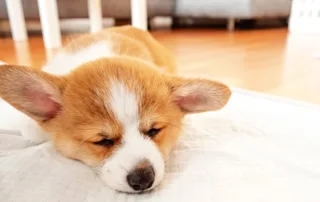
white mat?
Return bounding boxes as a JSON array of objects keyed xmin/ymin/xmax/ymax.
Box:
[{"xmin": 1, "ymin": 89, "xmax": 320, "ymax": 202}]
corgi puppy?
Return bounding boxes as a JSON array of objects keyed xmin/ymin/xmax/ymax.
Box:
[{"xmin": 0, "ymin": 26, "xmax": 231, "ymax": 193}]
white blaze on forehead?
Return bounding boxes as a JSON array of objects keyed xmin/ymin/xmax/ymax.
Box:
[{"xmin": 109, "ymin": 79, "xmax": 139, "ymax": 126}]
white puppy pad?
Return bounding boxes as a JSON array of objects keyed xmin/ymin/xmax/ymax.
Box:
[{"xmin": 1, "ymin": 89, "xmax": 320, "ymax": 202}]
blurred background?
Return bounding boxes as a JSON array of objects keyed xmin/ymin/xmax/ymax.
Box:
[
  {"xmin": 0, "ymin": 0, "xmax": 319, "ymax": 104},
  {"xmin": 0, "ymin": 0, "xmax": 291, "ymax": 32}
]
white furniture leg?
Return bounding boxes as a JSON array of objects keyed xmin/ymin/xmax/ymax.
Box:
[
  {"xmin": 14, "ymin": 41, "xmax": 32, "ymax": 66},
  {"xmin": 131, "ymin": 0, "xmax": 148, "ymax": 30},
  {"xmin": 228, "ymin": 18, "xmax": 235, "ymax": 31},
  {"xmin": 88, "ymin": 0, "xmax": 103, "ymax": 33},
  {"xmin": 37, "ymin": 0, "xmax": 61, "ymax": 48},
  {"xmin": 5, "ymin": 0, "xmax": 28, "ymax": 41}
]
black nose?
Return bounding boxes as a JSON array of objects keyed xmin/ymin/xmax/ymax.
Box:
[{"xmin": 127, "ymin": 165, "xmax": 155, "ymax": 191}]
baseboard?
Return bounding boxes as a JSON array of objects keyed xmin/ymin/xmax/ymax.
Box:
[{"xmin": 0, "ymin": 18, "xmax": 115, "ymax": 35}]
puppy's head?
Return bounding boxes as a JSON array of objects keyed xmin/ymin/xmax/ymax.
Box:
[{"xmin": 0, "ymin": 58, "xmax": 231, "ymax": 193}]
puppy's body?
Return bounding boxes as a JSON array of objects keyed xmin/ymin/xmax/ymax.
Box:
[
  {"xmin": 44, "ymin": 26, "xmax": 177, "ymax": 75},
  {"xmin": 0, "ymin": 26, "xmax": 231, "ymax": 193}
]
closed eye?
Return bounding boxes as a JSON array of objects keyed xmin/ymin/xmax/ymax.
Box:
[
  {"xmin": 146, "ymin": 128, "xmax": 162, "ymax": 138},
  {"xmin": 93, "ymin": 138, "xmax": 114, "ymax": 147}
]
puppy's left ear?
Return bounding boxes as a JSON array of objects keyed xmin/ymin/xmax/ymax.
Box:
[
  {"xmin": 0, "ymin": 65, "xmax": 66, "ymax": 122},
  {"xmin": 168, "ymin": 77, "xmax": 231, "ymax": 113}
]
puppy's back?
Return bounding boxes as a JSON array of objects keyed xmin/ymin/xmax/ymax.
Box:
[{"xmin": 44, "ymin": 26, "xmax": 177, "ymax": 75}]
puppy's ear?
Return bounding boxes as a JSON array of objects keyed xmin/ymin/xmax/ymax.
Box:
[
  {"xmin": 168, "ymin": 77, "xmax": 231, "ymax": 113},
  {"xmin": 0, "ymin": 65, "xmax": 66, "ymax": 122}
]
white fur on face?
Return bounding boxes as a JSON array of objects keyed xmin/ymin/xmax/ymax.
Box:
[{"xmin": 100, "ymin": 80, "xmax": 165, "ymax": 193}]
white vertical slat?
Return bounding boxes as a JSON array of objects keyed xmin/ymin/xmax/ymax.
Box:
[
  {"xmin": 5, "ymin": 0, "xmax": 28, "ymax": 41},
  {"xmin": 88, "ymin": 0, "xmax": 103, "ymax": 33},
  {"xmin": 131, "ymin": 0, "xmax": 148, "ymax": 30},
  {"xmin": 14, "ymin": 41, "xmax": 32, "ymax": 66},
  {"xmin": 37, "ymin": 0, "xmax": 62, "ymax": 48}
]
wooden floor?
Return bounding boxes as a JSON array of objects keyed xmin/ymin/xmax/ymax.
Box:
[{"xmin": 1, "ymin": 28, "xmax": 320, "ymax": 104}]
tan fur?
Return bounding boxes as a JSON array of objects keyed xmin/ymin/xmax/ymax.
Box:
[
  {"xmin": 63, "ymin": 25, "xmax": 177, "ymax": 73},
  {"xmin": 0, "ymin": 25, "xmax": 231, "ymax": 177}
]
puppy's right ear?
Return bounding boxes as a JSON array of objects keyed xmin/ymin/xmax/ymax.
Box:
[
  {"xmin": 0, "ymin": 65, "xmax": 66, "ymax": 122},
  {"xmin": 167, "ymin": 77, "xmax": 231, "ymax": 113}
]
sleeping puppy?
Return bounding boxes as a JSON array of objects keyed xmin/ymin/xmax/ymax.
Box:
[{"xmin": 0, "ymin": 25, "xmax": 231, "ymax": 193}]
